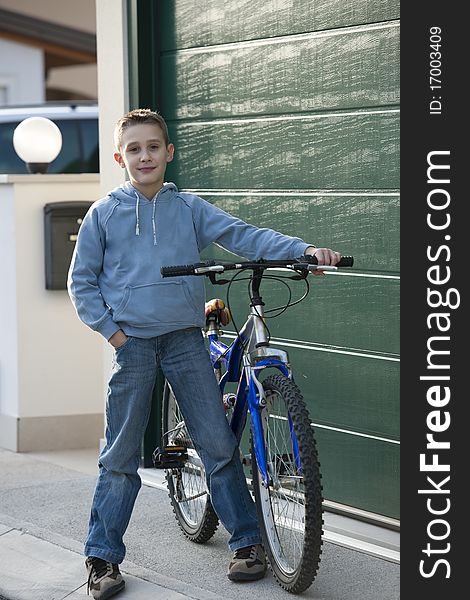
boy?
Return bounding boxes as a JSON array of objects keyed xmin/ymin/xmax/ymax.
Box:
[{"xmin": 68, "ymin": 108, "xmax": 340, "ymax": 599}]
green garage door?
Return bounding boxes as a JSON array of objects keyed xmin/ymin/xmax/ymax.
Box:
[{"xmin": 134, "ymin": 0, "xmax": 400, "ymax": 520}]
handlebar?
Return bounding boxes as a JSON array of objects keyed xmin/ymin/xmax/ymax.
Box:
[{"xmin": 161, "ymin": 255, "xmax": 354, "ymax": 278}]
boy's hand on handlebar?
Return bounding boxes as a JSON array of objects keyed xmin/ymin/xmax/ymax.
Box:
[{"xmin": 305, "ymin": 247, "xmax": 342, "ymax": 275}]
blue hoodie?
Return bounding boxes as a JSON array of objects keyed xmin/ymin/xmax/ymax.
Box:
[{"xmin": 67, "ymin": 182, "xmax": 310, "ymax": 340}]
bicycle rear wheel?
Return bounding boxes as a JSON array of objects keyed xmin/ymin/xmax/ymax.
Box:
[
  {"xmin": 251, "ymin": 374, "xmax": 323, "ymax": 593},
  {"xmin": 162, "ymin": 380, "xmax": 219, "ymax": 543}
]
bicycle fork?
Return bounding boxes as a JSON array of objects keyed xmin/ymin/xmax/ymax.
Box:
[{"xmin": 246, "ymin": 355, "xmax": 294, "ymax": 489}]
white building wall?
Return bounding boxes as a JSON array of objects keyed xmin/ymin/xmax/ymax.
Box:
[
  {"xmin": 0, "ymin": 0, "xmax": 129, "ymax": 452},
  {"xmin": 0, "ymin": 184, "xmax": 19, "ymax": 419},
  {"xmin": 0, "ymin": 38, "xmax": 44, "ymax": 105},
  {"xmin": 0, "ymin": 174, "xmax": 104, "ymax": 451}
]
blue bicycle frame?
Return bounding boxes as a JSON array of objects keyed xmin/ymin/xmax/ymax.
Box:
[{"xmin": 205, "ymin": 302, "xmax": 295, "ymax": 487}]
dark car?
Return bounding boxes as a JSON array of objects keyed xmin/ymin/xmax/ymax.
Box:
[{"xmin": 0, "ymin": 102, "xmax": 99, "ymax": 174}]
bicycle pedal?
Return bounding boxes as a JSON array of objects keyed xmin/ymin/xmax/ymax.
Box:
[{"xmin": 152, "ymin": 445, "xmax": 188, "ymax": 469}]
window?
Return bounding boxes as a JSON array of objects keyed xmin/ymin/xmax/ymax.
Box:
[
  {"xmin": 0, "ymin": 121, "xmax": 25, "ymax": 173},
  {"xmin": 0, "ymin": 116, "xmax": 99, "ymax": 174},
  {"xmin": 80, "ymin": 119, "xmax": 99, "ymax": 172}
]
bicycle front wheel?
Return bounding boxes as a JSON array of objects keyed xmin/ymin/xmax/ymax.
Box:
[
  {"xmin": 162, "ymin": 380, "xmax": 219, "ymax": 543},
  {"xmin": 251, "ymin": 374, "xmax": 323, "ymax": 593}
]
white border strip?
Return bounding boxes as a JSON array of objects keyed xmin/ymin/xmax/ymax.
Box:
[
  {"xmin": 324, "ymin": 500, "xmax": 400, "ymax": 529},
  {"xmin": 139, "ymin": 468, "xmax": 167, "ymax": 492},
  {"xmin": 323, "ymin": 529, "xmax": 400, "ymax": 564}
]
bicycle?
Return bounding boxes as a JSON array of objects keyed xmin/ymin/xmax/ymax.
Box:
[{"xmin": 153, "ymin": 254, "xmax": 353, "ymax": 593}]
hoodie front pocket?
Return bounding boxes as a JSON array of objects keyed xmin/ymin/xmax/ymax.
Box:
[{"xmin": 112, "ymin": 281, "xmax": 200, "ymax": 327}]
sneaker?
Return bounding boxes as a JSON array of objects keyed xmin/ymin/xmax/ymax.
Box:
[
  {"xmin": 227, "ymin": 544, "xmax": 267, "ymax": 581},
  {"xmin": 85, "ymin": 556, "xmax": 125, "ymax": 599}
]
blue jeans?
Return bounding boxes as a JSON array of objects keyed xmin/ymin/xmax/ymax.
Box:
[{"xmin": 85, "ymin": 327, "xmax": 261, "ymax": 563}]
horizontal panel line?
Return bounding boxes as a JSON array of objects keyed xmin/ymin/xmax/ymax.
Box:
[
  {"xmin": 311, "ymin": 422, "xmax": 399, "ymax": 445},
  {"xmin": 171, "ymin": 108, "xmax": 400, "ymax": 127},
  {"xmin": 266, "ymin": 268, "xmax": 399, "ymax": 280},
  {"xmin": 220, "ymin": 333, "xmax": 399, "ymax": 362},
  {"xmin": 276, "ymin": 341, "xmax": 399, "ymax": 361},
  {"xmin": 162, "ymin": 20, "xmax": 400, "ymax": 56},
  {"xmin": 326, "ymin": 271, "xmax": 400, "ymax": 280},
  {"xmin": 270, "ymin": 414, "xmax": 399, "ymax": 444},
  {"xmin": 271, "ymin": 335, "xmax": 399, "ymax": 360},
  {"xmin": 169, "ymin": 104, "xmax": 400, "ymax": 125},
  {"xmin": 184, "ymin": 189, "xmax": 400, "ymax": 197},
  {"xmin": 215, "ymin": 267, "xmax": 400, "ymax": 280}
]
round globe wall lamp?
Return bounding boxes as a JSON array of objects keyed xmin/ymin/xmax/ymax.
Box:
[{"xmin": 13, "ymin": 116, "xmax": 63, "ymax": 174}]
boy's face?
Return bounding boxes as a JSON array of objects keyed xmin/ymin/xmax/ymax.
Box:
[{"xmin": 114, "ymin": 123, "xmax": 174, "ymax": 198}]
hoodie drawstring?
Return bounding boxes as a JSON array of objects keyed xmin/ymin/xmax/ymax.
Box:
[
  {"xmin": 152, "ymin": 198, "xmax": 157, "ymax": 245},
  {"xmin": 134, "ymin": 192, "xmax": 140, "ymax": 236},
  {"xmin": 134, "ymin": 190, "xmax": 157, "ymax": 245}
]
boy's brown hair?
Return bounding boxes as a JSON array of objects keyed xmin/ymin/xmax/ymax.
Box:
[{"xmin": 114, "ymin": 108, "xmax": 170, "ymax": 150}]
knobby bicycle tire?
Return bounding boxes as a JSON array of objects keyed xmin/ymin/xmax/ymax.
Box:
[
  {"xmin": 162, "ymin": 381, "xmax": 219, "ymax": 543},
  {"xmin": 251, "ymin": 374, "xmax": 323, "ymax": 593}
]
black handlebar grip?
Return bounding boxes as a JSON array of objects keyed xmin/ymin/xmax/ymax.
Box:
[
  {"xmin": 161, "ymin": 265, "xmax": 195, "ymax": 277},
  {"xmin": 303, "ymin": 255, "xmax": 354, "ymax": 267},
  {"xmin": 337, "ymin": 256, "xmax": 354, "ymax": 267}
]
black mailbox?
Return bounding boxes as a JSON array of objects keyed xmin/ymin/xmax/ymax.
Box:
[{"xmin": 44, "ymin": 201, "xmax": 92, "ymax": 290}]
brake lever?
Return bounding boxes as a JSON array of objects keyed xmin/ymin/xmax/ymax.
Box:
[
  {"xmin": 290, "ymin": 270, "xmax": 309, "ymax": 280},
  {"xmin": 208, "ymin": 272, "xmax": 230, "ymax": 285},
  {"xmin": 289, "ymin": 262, "xmax": 338, "ymax": 278}
]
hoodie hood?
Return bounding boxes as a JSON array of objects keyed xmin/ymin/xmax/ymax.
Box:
[
  {"xmin": 109, "ymin": 181, "xmax": 178, "ymax": 204},
  {"xmin": 107, "ymin": 181, "xmax": 178, "ymax": 245}
]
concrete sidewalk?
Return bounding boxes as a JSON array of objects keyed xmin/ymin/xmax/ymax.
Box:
[
  {"xmin": 0, "ymin": 448, "xmax": 400, "ymax": 600},
  {"xmin": 0, "ymin": 518, "xmax": 218, "ymax": 599}
]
